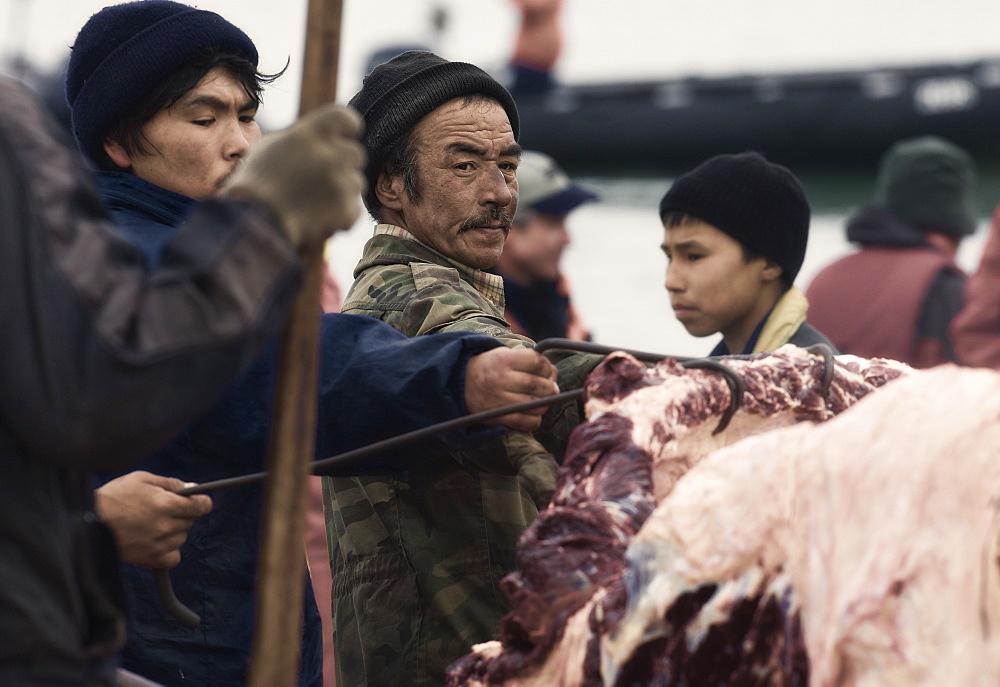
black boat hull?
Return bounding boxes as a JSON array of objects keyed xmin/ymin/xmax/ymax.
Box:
[{"xmin": 513, "ymin": 58, "xmax": 1000, "ymax": 173}]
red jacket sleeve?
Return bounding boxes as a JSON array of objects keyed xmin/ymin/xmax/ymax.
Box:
[{"xmin": 951, "ymin": 205, "xmax": 1000, "ymax": 368}]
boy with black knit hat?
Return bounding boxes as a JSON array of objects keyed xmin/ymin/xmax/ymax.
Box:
[
  {"xmin": 63, "ymin": 7, "xmax": 561, "ymax": 687},
  {"xmin": 659, "ymin": 151, "xmax": 835, "ymax": 355}
]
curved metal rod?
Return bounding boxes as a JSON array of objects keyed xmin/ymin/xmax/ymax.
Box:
[
  {"xmin": 532, "ymin": 337, "xmax": 678, "ymax": 363},
  {"xmin": 159, "ymin": 338, "xmax": 831, "ymax": 625},
  {"xmin": 154, "ymin": 567, "xmax": 200, "ymax": 628},
  {"xmin": 154, "ymin": 388, "xmax": 584, "ymax": 627},
  {"xmin": 175, "ymin": 389, "xmax": 584, "ymax": 498},
  {"xmin": 536, "ymin": 338, "xmax": 748, "ymax": 437},
  {"xmin": 156, "ymin": 389, "xmax": 582, "ymax": 625},
  {"xmin": 804, "ymin": 343, "xmax": 837, "ymax": 396},
  {"xmin": 680, "ymin": 358, "xmax": 745, "ymax": 434}
]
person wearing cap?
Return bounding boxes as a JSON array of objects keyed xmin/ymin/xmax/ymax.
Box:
[
  {"xmin": 806, "ymin": 136, "xmax": 977, "ymax": 367},
  {"xmin": 64, "ymin": 5, "xmax": 560, "ymax": 686},
  {"xmin": 507, "ymin": 0, "xmax": 564, "ymax": 95},
  {"xmin": 659, "ymin": 151, "xmax": 836, "ymax": 355},
  {"xmin": 494, "ymin": 149, "xmax": 597, "ymax": 341},
  {"xmin": 333, "ymin": 50, "xmax": 595, "ymax": 686}
]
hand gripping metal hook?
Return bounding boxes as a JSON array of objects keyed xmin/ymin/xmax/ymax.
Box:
[{"xmin": 151, "ymin": 338, "xmax": 764, "ymax": 626}]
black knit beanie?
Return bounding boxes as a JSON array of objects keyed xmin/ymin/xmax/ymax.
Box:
[
  {"xmin": 876, "ymin": 136, "xmax": 978, "ymax": 237},
  {"xmin": 349, "ymin": 50, "xmax": 520, "ymax": 211},
  {"xmin": 658, "ymin": 152, "xmax": 811, "ymax": 284},
  {"xmin": 65, "ymin": 0, "xmax": 258, "ymax": 164}
]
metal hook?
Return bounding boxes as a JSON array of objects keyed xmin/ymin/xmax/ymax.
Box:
[
  {"xmin": 534, "ymin": 338, "xmax": 746, "ymax": 435},
  {"xmin": 532, "ymin": 337, "xmax": 671, "ymax": 363},
  {"xmin": 680, "ymin": 358, "xmax": 745, "ymax": 434},
  {"xmin": 154, "ymin": 568, "xmax": 200, "ymax": 628},
  {"xmin": 805, "ymin": 343, "xmax": 836, "ymax": 396}
]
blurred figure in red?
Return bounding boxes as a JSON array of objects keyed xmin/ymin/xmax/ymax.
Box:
[
  {"xmin": 950, "ymin": 208, "xmax": 1000, "ymax": 368},
  {"xmin": 806, "ymin": 136, "xmax": 978, "ymax": 367},
  {"xmin": 508, "ymin": 0, "xmax": 564, "ymax": 94}
]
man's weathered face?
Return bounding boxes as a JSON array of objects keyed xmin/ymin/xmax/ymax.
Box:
[
  {"xmin": 103, "ymin": 67, "xmax": 261, "ymax": 200},
  {"xmin": 504, "ymin": 213, "xmax": 571, "ymax": 283},
  {"xmin": 383, "ymin": 97, "xmax": 519, "ymax": 270}
]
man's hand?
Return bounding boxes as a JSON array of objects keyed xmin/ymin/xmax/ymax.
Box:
[
  {"xmin": 223, "ymin": 103, "xmax": 366, "ymax": 248},
  {"xmin": 95, "ymin": 471, "xmax": 212, "ymax": 569},
  {"xmin": 464, "ymin": 347, "xmax": 560, "ymax": 432}
]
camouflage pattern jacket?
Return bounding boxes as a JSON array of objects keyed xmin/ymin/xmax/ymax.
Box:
[{"xmin": 327, "ymin": 225, "xmax": 560, "ymax": 686}]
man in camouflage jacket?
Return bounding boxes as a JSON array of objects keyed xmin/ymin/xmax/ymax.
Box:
[{"xmin": 325, "ymin": 51, "xmax": 595, "ymax": 685}]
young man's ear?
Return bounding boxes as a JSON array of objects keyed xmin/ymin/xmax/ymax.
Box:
[
  {"xmin": 103, "ymin": 138, "xmax": 132, "ymax": 169},
  {"xmin": 374, "ymin": 171, "xmax": 405, "ymax": 212},
  {"xmin": 760, "ymin": 257, "xmax": 783, "ymax": 283}
]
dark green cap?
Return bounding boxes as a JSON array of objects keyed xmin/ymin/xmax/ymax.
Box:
[{"xmin": 876, "ymin": 136, "xmax": 978, "ymax": 236}]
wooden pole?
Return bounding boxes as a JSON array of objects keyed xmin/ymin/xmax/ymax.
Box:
[{"xmin": 247, "ymin": 1, "xmax": 344, "ymax": 685}]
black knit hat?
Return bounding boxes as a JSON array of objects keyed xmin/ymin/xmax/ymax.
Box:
[
  {"xmin": 65, "ymin": 0, "xmax": 258, "ymax": 164},
  {"xmin": 349, "ymin": 50, "xmax": 520, "ymax": 211},
  {"xmin": 876, "ymin": 136, "xmax": 978, "ymax": 237},
  {"xmin": 658, "ymin": 152, "xmax": 811, "ymax": 284}
]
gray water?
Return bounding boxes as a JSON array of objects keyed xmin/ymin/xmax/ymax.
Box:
[{"xmin": 327, "ymin": 170, "xmax": 999, "ymax": 357}]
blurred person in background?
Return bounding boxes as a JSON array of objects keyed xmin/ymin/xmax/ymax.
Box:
[
  {"xmin": 494, "ymin": 149, "xmax": 597, "ymax": 341},
  {"xmin": 806, "ymin": 136, "xmax": 977, "ymax": 368},
  {"xmin": 949, "ymin": 205, "xmax": 1000, "ymax": 368},
  {"xmin": 506, "ymin": 0, "xmax": 563, "ymax": 95}
]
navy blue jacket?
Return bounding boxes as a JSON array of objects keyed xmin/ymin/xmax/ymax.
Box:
[{"xmin": 96, "ymin": 172, "xmax": 502, "ymax": 686}]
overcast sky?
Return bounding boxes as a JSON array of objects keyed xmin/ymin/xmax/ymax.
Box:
[{"xmin": 3, "ymin": 0, "xmax": 1000, "ymax": 129}]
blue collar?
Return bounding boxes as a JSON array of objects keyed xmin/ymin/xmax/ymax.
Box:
[
  {"xmin": 709, "ymin": 311, "xmax": 771, "ymax": 356},
  {"xmin": 97, "ymin": 171, "xmax": 196, "ymax": 225},
  {"xmin": 96, "ymin": 171, "xmax": 197, "ymax": 268}
]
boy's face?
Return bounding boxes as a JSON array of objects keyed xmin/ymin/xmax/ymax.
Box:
[
  {"xmin": 104, "ymin": 67, "xmax": 261, "ymax": 200},
  {"xmin": 661, "ymin": 219, "xmax": 780, "ymax": 346}
]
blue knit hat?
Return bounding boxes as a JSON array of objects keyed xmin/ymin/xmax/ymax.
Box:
[{"xmin": 65, "ymin": 0, "xmax": 258, "ymax": 164}]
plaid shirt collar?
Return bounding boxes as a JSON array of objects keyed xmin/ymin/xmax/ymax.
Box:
[{"xmin": 374, "ymin": 224, "xmax": 507, "ymax": 307}]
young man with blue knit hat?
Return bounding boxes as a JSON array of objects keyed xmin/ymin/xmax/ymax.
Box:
[
  {"xmin": 0, "ymin": 70, "xmax": 362, "ymax": 687},
  {"xmin": 64, "ymin": 5, "xmax": 561, "ymax": 686},
  {"xmin": 659, "ymin": 151, "xmax": 836, "ymax": 355},
  {"xmin": 65, "ymin": 0, "xmax": 274, "ymax": 264}
]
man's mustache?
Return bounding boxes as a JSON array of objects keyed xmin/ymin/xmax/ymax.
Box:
[{"xmin": 460, "ymin": 206, "xmax": 512, "ymax": 233}]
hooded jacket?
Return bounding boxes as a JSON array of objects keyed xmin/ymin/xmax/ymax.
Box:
[{"xmin": 806, "ymin": 205, "xmax": 965, "ymax": 367}]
